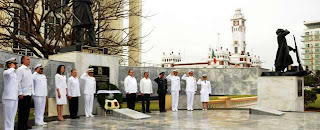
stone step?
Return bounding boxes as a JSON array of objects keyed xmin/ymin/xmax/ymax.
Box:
[
  {"xmin": 113, "ymin": 108, "xmax": 151, "ymax": 120},
  {"xmin": 249, "ymin": 106, "xmax": 285, "ymax": 116}
]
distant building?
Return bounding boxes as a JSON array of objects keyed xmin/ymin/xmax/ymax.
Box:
[
  {"xmin": 161, "ymin": 8, "xmax": 262, "ymax": 68},
  {"xmin": 301, "ymin": 20, "xmax": 320, "ymax": 71}
]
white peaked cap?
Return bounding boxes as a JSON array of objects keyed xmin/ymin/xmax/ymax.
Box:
[
  {"xmin": 5, "ymin": 57, "xmax": 16, "ymax": 63},
  {"xmin": 87, "ymin": 68, "xmax": 94, "ymax": 72},
  {"xmin": 34, "ymin": 64, "xmax": 43, "ymax": 69}
]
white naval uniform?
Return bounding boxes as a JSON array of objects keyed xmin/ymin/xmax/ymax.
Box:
[
  {"xmin": 166, "ymin": 74, "xmax": 181, "ymax": 111},
  {"xmin": 197, "ymin": 79, "xmax": 211, "ymax": 102},
  {"xmin": 33, "ymin": 72, "xmax": 48, "ymax": 125},
  {"xmin": 80, "ymin": 73, "xmax": 96, "ymax": 117},
  {"xmin": 55, "ymin": 74, "xmax": 68, "ymax": 105},
  {"xmin": 182, "ymin": 74, "xmax": 197, "ymax": 110},
  {"xmin": 2, "ymin": 68, "xmax": 19, "ymax": 130}
]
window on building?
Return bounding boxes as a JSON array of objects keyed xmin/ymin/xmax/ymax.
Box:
[
  {"xmin": 316, "ymin": 66, "xmax": 320, "ymax": 70},
  {"xmin": 305, "ymin": 61, "xmax": 311, "ymax": 65},
  {"xmin": 315, "ymin": 36, "xmax": 319, "ymax": 40},
  {"xmin": 316, "ymin": 55, "xmax": 320, "ymax": 59},
  {"xmin": 316, "ymin": 43, "xmax": 320, "ymax": 47},
  {"xmin": 305, "ymin": 44, "xmax": 309, "ymax": 48},
  {"xmin": 305, "ymin": 55, "xmax": 310, "ymax": 59},
  {"xmin": 219, "ymin": 61, "xmax": 224, "ymax": 65},
  {"xmin": 304, "ymin": 37, "xmax": 309, "ymax": 41},
  {"xmin": 316, "ymin": 61, "xmax": 320, "ymax": 64},
  {"xmin": 316, "ymin": 49, "xmax": 320, "ymax": 52},
  {"xmin": 235, "ymin": 47, "xmax": 238, "ymax": 54},
  {"xmin": 316, "ymin": 31, "xmax": 319, "ymax": 35},
  {"xmin": 240, "ymin": 58, "xmax": 243, "ymax": 61},
  {"xmin": 305, "ymin": 32, "xmax": 310, "ymax": 35}
]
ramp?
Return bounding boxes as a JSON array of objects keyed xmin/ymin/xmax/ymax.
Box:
[
  {"xmin": 249, "ymin": 106, "xmax": 285, "ymax": 116},
  {"xmin": 113, "ymin": 108, "xmax": 151, "ymax": 120}
]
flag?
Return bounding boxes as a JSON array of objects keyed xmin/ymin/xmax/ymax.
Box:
[
  {"xmin": 212, "ymin": 49, "xmax": 217, "ymax": 64},
  {"xmin": 212, "ymin": 49, "xmax": 215, "ymax": 57}
]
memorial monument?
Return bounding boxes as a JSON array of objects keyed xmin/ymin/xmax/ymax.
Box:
[
  {"xmin": 59, "ymin": 0, "xmax": 108, "ymax": 54},
  {"xmin": 257, "ymin": 29, "xmax": 310, "ymax": 112}
]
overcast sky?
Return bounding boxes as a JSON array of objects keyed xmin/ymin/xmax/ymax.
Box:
[{"xmin": 140, "ymin": 0, "xmax": 320, "ymax": 69}]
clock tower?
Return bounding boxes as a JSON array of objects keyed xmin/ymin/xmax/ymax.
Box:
[{"xmin": 231, "ymin": 8, "xmax": 246, "ymax": 55}]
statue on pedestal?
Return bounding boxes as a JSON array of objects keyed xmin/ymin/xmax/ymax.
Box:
[
  {"xmin": 65, "ymin": 0, "xmax": 99, "ymax": 47},
  {"xmin": 262, "ymin": 29, "xmax": 310, "ymax": 76},
  {"xmin": 275, "ymin": 29, "xmax": 296, "ymax": 72}
]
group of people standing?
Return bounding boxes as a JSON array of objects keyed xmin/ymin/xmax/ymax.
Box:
[
  {"xmin": 2, "ymin": 56, "xmax": 97, "ymax": 130},
  {"xmin": 124, "ymin": 69, "xmax": 212, "ymax": 113}
]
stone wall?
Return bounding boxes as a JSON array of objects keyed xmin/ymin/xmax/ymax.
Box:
[
  {"xmin": 0, "ymin": 50, "xmax": 75, "ymax": 103},
  {"xmin": 118, "ymin": 66, "xmax": 266, "ymax": 96}
]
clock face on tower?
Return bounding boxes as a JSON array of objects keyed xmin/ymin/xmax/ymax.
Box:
[{"xmin": 233, "ymin": 21, "xmax": 239, "ymax": 26}]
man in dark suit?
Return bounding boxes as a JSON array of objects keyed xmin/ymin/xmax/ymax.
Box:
[{"xmin": 154, "ymin": 72, "xmax": 168, "ymax": 112}]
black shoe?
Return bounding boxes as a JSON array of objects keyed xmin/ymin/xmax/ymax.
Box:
[
  {"xmin": 71, "ymin": 116, "xmax": 77, "ymax": 119},
  {"xmin": 76, "ymin": 116, "xmax": 80, "ymax": 119},
  {"xmin": 28, "ymin": 126, "xmax": 32, "ymax": 129},
  {"xmin": 146, "ymin": 111, "xmax": 151, "ymax": 113}
]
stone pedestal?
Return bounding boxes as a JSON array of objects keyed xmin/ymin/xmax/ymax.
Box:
[
  {"xmin": 49, "ymin": 52, "xmax": 119, "ymax": 116},
  {"xmin": 258, "ymin": 76, "xmax": 304, "ymax": 112}
]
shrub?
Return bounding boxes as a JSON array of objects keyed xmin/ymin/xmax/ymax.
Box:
[
  {"xmin": 311, "ymin": 88, "xmax": 320, "ymax": 94},
  {"xmin": 304, "ymin": 89, "xmax": 317, "ymax": 108}
]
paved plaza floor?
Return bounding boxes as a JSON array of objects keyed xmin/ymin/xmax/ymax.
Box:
[{"xmin": 31, "ymin": 110, "xmax": 320, "ymax": 130}]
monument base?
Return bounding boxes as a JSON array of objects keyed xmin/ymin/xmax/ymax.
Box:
[
  {"xmin": 258, "ymin": 76, "xmax": 304, "ymax": 112},
  {"xmin": 49, "ymin": 51, "xmax": 119, "ymax": 116},
  {"xmin": 59, "ymin": 45, "xmax": 108, "ymax": 55}
]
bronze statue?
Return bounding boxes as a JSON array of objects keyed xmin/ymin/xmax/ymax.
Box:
[
  {"xmin": 65, "ymin": 0, "xmax": 99, "ymax": 47},
  {"xmin": 275, "ymin": 29, "xmax": 296, "ymax": 72}
]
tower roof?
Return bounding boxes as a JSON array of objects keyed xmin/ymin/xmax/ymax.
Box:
[{"xmin": 231, "ymin": 8, "xmax": 246, "ymax": 21}]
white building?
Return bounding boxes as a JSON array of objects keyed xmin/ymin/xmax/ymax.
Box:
[
  {"xmin": 161, "ymin": 8, "xmax": 262, "ymax": 68},
  {"xmin": 301, "ymin": 20, "xmax": 320, "ymax": 71}
]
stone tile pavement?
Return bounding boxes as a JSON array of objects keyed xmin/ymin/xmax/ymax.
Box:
[{"xmin": 31, "ymin": 110, "xmax": 320, "ymax": 130}]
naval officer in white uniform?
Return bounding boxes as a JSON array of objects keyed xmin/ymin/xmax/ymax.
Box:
[
  {"xmin": 33, "ymin": 64, "xmax": 48, "ymax": 126},
  {"xmin": 182, "ymin": 70, "xmax": 197, "ymax": 111},
  {"xmin": 2, "ymin": 58, "xmax": 19, "ymax": 130},
  {"xmin": 81, "ymin": 68, "xmax": 96, "ymax": 118},
  {"xmin": 166, "ymin": 69, "xmax": 181, "ymax": 111},
  {"xmin": 197, "ymin": 74, "xmax": 211, "ymax": 110}
]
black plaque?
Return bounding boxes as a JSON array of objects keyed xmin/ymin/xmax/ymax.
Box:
[
  {"xmin": 297, "ymin": 80, "xmax": 302, "ymax": 97},
  {"xmin": 89, "ymin": 66, "xmax": 110, "ymax": 92}
]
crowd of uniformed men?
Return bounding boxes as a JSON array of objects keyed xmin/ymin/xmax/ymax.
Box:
[{"xmin": 2, "ymin": 56, "xmax": 212, "ymax": 130}]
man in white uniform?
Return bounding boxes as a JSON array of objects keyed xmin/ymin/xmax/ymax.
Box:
[
  {"xmin": 139, "ymin": 72, "xmax": 153, "ymax": 113},
  {"xmin": 81, "ymin": 68, "xmax": 96, "ymax": 118},
  {"xmin": 68, "ymin": 69, "xmax": 81, "ymax": 119},
  {"xmin": 124, "ymin": 69, "xmax": 138, "ymax": 110},
  {"xmin": 16, "ymin": 56, "xmax": 34, "ymax": 130},
  {"xmin": 182, "ymin": 70, "xmax": 197, "ymax": 111},
  {"xmin": 2, "ymin": 58, "xmax": 19, "ymax": 130},
  {"xmin": 33, "ymin": 64, "xmax": 48, "ymax": 126},
  {"xmin": 166, "ymin": 70, "xmax": 181, "ymax": 112}
]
